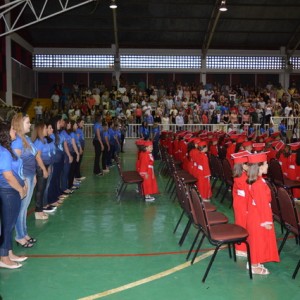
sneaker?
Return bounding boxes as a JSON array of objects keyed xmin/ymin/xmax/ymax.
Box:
[
  {"xmin": 43, "ymin": 206, "xmax": 56, "ymax": 213},
  {"xmin": 76, "ymin": 177, "xmax": 86, "ymax": 181},
  {"xmin": 71, "ymin": 186, "xmax": 79, "ymax": 190},
  {"xmin": 103, "ymin": 169, "xmax": 110, "ymax": 173},
  {"xmin": 145, "ymin": 196, "xmax": 155, "ymax": 202},
  {"xmin": 96, "ymin": 172, "xmax": 103, "ymax": 176}
]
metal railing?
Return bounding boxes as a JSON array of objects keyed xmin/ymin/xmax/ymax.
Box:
[{"xmin": 83, "ymin": 123, "xmax": 270, "ymax": 139}]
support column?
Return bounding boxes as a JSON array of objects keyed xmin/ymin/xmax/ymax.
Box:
[
  {"xmin": 200, "ymin": 57, "xmax": 207, "ymax": 85},
  {"xmin": 279, "ymin": 72, "xmax": 290, "ymax": 90},
  {"xmin": 4, "ymin": 0, "xmax": 12, "ymax": 105},
  {"xmin": 279, "ymin": 46, "xmax": 290, "ymax": 90},
  {"xmin": 5, "ymin": 31, "xmax": 12, "ymax": 105}
]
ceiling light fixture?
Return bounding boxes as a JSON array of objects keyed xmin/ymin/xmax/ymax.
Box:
[
  {"xmin": 109, "ymin": 0, "xmax": 117, "ymax": 9},
  {"xmin": 219, "ymin": 0, "xmax": 228, "ymax": 12}
]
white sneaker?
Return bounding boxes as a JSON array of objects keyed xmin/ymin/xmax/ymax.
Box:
[{"xmin": 145, "ymin": 196, "xmax": 155, "ymax": 202}]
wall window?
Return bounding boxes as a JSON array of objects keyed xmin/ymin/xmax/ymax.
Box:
[
  {"xmin": 120, "ymin": 55, "xmax": 201, "ymax": 69},
  {"xmin": 207, "ymin": 56, "xmax": 284, "ymax": 70},
  {"xmin": 33, "ymin": 54, "xmax": 114, "ymax": 68}
]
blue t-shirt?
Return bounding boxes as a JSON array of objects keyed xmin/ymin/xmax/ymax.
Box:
[
  {"xmin": 76, "ymin": 128, "xmax": 85, "ymax": 147},
  {"xmin": 0, "ymin": 146, "xmax": 24, "ymax": 188},
  {"xmin": 101, "ymin": 130, "xmax": 109, "ymax": 143},
  {"xmin": 11, "ymin": 135, "xmax": 37, "ymax": 177},
  {"xmin": 34, "ymin": 138, "xmax": 52, "ymax": 166},
  {"xmin": 73, "ymin": 131, "xmax": 81, "ymax": 149},
  {"xmin": 93, "ymin": 122, "xmax": 102, "ymax": 140},
  {"xmin": 152, "ymin": 127, "xmax": 160, "ymax": 141}
]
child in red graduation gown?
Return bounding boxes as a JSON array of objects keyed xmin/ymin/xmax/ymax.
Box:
[
  {"xmin": 246, "ymin": 152, "xmax": 280, "ymax": 275},
  {"xmin": 194, "ymin": 140, "xmax": 212, "ymax": 201},
  {"xmin": 139, "ymin": 140, "xmax": 159, "ymax": 202},
  {"xmin": 231, "ymin": 151, "xmax": 250, "ymax": 257}
]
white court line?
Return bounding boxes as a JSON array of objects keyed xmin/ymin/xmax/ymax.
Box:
[{"xmin": 78, "ymin": 250, "xmax": 214, "ymax": 300}]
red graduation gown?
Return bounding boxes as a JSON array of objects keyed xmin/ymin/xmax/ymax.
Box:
[
  {"xmin": 194, "ymin": 152, "xmax": 212, "ymax": 200},
  {"xmin": 247, "ymin": 177, "xmax": 280, "ymax": 264},
  {"xmin": 287, "ymin": 153, "xmax": 300, "ymax": 198},
  {"xmin": 139, "ymin": 151, "xmax": 159, "ymax": 196},
  {"xmin": 232, "ymin": 171, "xmax": 249, "ymax": 251}
]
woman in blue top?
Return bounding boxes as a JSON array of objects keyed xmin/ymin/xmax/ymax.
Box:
[
  {"xmin": 60, "ymin": 118, "xmax": 75, "ymax": 194},
  {"xmin": 66, "ymin": 120, "xmax": 80, "ymax": 189},
  {"xmin": 93, "ymin": 114, "xmax": 105, "ymax": 175},
  {"xmin": 139, "ymin": 121, "xmax": 149, "ymax": 139},
  {"xmin": 12, "ymin": 113, "xmax": 48, "ymax": 248},
  {"xmin": 0, "ymin": 122, "xmax": 27, "ymax": 269},
  {"xmin": 47, "ymin": 116, "xmax": 68, "ymax": 206},
  {"xmin": 75, "ymin": 118, "xmax": 86, "ymax": 180},
  {"xmin": 32, "ymin": 123, "xmax": 54, "ymax": 219}
]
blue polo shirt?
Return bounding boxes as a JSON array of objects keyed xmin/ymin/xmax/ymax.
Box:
[
  {"xmin": 76, "ymin": 128, "xmax": 85, "ymax": 148},
  {"xmin": 0, "ymin": 145, "xmax": 24, "ymax": 188},
  {"xmin": 11, "ymin": 135, "xmax": 37, "ymax": 177},
  {"xmin": 93, "ymin": 122, "xmax": 103, "ymax": 141},
  {"xmin": 34, "ymin": 138, "xmax": 52, "ymax": 166}
]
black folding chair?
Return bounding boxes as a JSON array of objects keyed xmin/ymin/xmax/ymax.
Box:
[{"xmin": 188, "ymin": 186, "xmax": 252, "ymax": 283}]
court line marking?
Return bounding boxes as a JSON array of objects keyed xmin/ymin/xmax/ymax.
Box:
[{"xmin": 78, "ymin": 250, "xmax": 215, "ymax": 300}]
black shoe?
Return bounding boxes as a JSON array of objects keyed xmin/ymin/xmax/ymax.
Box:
[{"xmin": 26, "ymin": 237, "xmax": 37, "ymax": 243}]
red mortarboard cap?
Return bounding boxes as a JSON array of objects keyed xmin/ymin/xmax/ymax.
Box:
[
  {"xmin": 184, "ymin": 133, "xmax": 193, "ymax": 140},
  {"xmin": 228, "ymin": 131, "xmax": 237, "ymax": 136},
  {"xmin": 242, "ymin": 141, "xmax": 252, "ymax": 148},
  {"xmin": 230, "ymin": 134, "xmax": 239, "ymax": 141},
  {"xmin": 198, "ymin": 140, "xmax": 207, "ymax": 147},
  {"xmin": 248, "ymin": 152, "xmax": 268, "ymax": 164},
  {"xmin": 275, "ymin": 141, "xmax": 285, "ymax": 151},
  {"xmin": 144, "ymin": 140, "xmax": 153, "ymax": 146},
  {"xmin": 231, "ymin": 150, "xmax": 251, "ymax": 164},
  {"xmin": 265, "ymin": 137, "xmax": 273, "ymax": 143},
  {"xmin": 193, "ymin": 138, "xmax": 202, "ymax": 145},
  {"xmin": 135, "ymin": 139, "xmax": 144, "ymax": 146},
  {"xmin": 237, "ymin": 136, "xmax": 247, "ymax": 143},
  {"xmin": 252, "ymin": 143, "xmax": 265, "ymax": 151},
  {"xmin": 289, "ymin": 142, "xmax": 300, "ymax": 151}
]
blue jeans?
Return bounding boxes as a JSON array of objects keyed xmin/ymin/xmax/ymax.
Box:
[
  {"xmin": 43, "ymin": 165, "xmax": 53, "ymax": 206},
  {"xmin": 15, "ymin": 175, "xmax": 35, "ymax": 240},
  {"xmin": 48, "ymin": 158, "xmax": 64, "ymax": 204},
  {"xmin": 61, "ymin": 153, "xmax": 71, "ymax": 191},
  {"xmin": 0, "ymin": 188, "xmax": 21, "ymax": 256}
]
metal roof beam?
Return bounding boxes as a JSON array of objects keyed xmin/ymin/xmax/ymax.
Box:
[
  {"xmin": 202, "ymin": 0, "xmax": 223, "ymax": 59},
  {"xmin": 0, "ymin": 0, "xmax": 96, "ymax": 38}
]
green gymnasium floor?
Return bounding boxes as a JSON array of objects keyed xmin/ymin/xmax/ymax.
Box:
[{"xmin": 1, "ymin": 142, "xmax": 300, "ymax": 300}]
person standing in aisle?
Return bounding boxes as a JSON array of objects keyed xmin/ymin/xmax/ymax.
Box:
[
  {"xmin": 75, "ymin": 118, "xmax": 86, "ymax": 180},
  {"xmin": 231, "ymin": 151, "xmax": 251, "ymax": 257},
  {"xmin": 93, "ymin": 114, "xmax": 104, "ymax": 176},
  {"xmin": 138, "ymin": 140, "xmax": 159, "ymax": 202},
  {"xmin": 246, "ymin": 152, "xmax": 280, "ymax": 275}
]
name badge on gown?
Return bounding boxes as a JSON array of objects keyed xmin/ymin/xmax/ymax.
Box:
[{"xmin": 237, "ymin": 189, "xmax": 245, "ymax": 197}]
